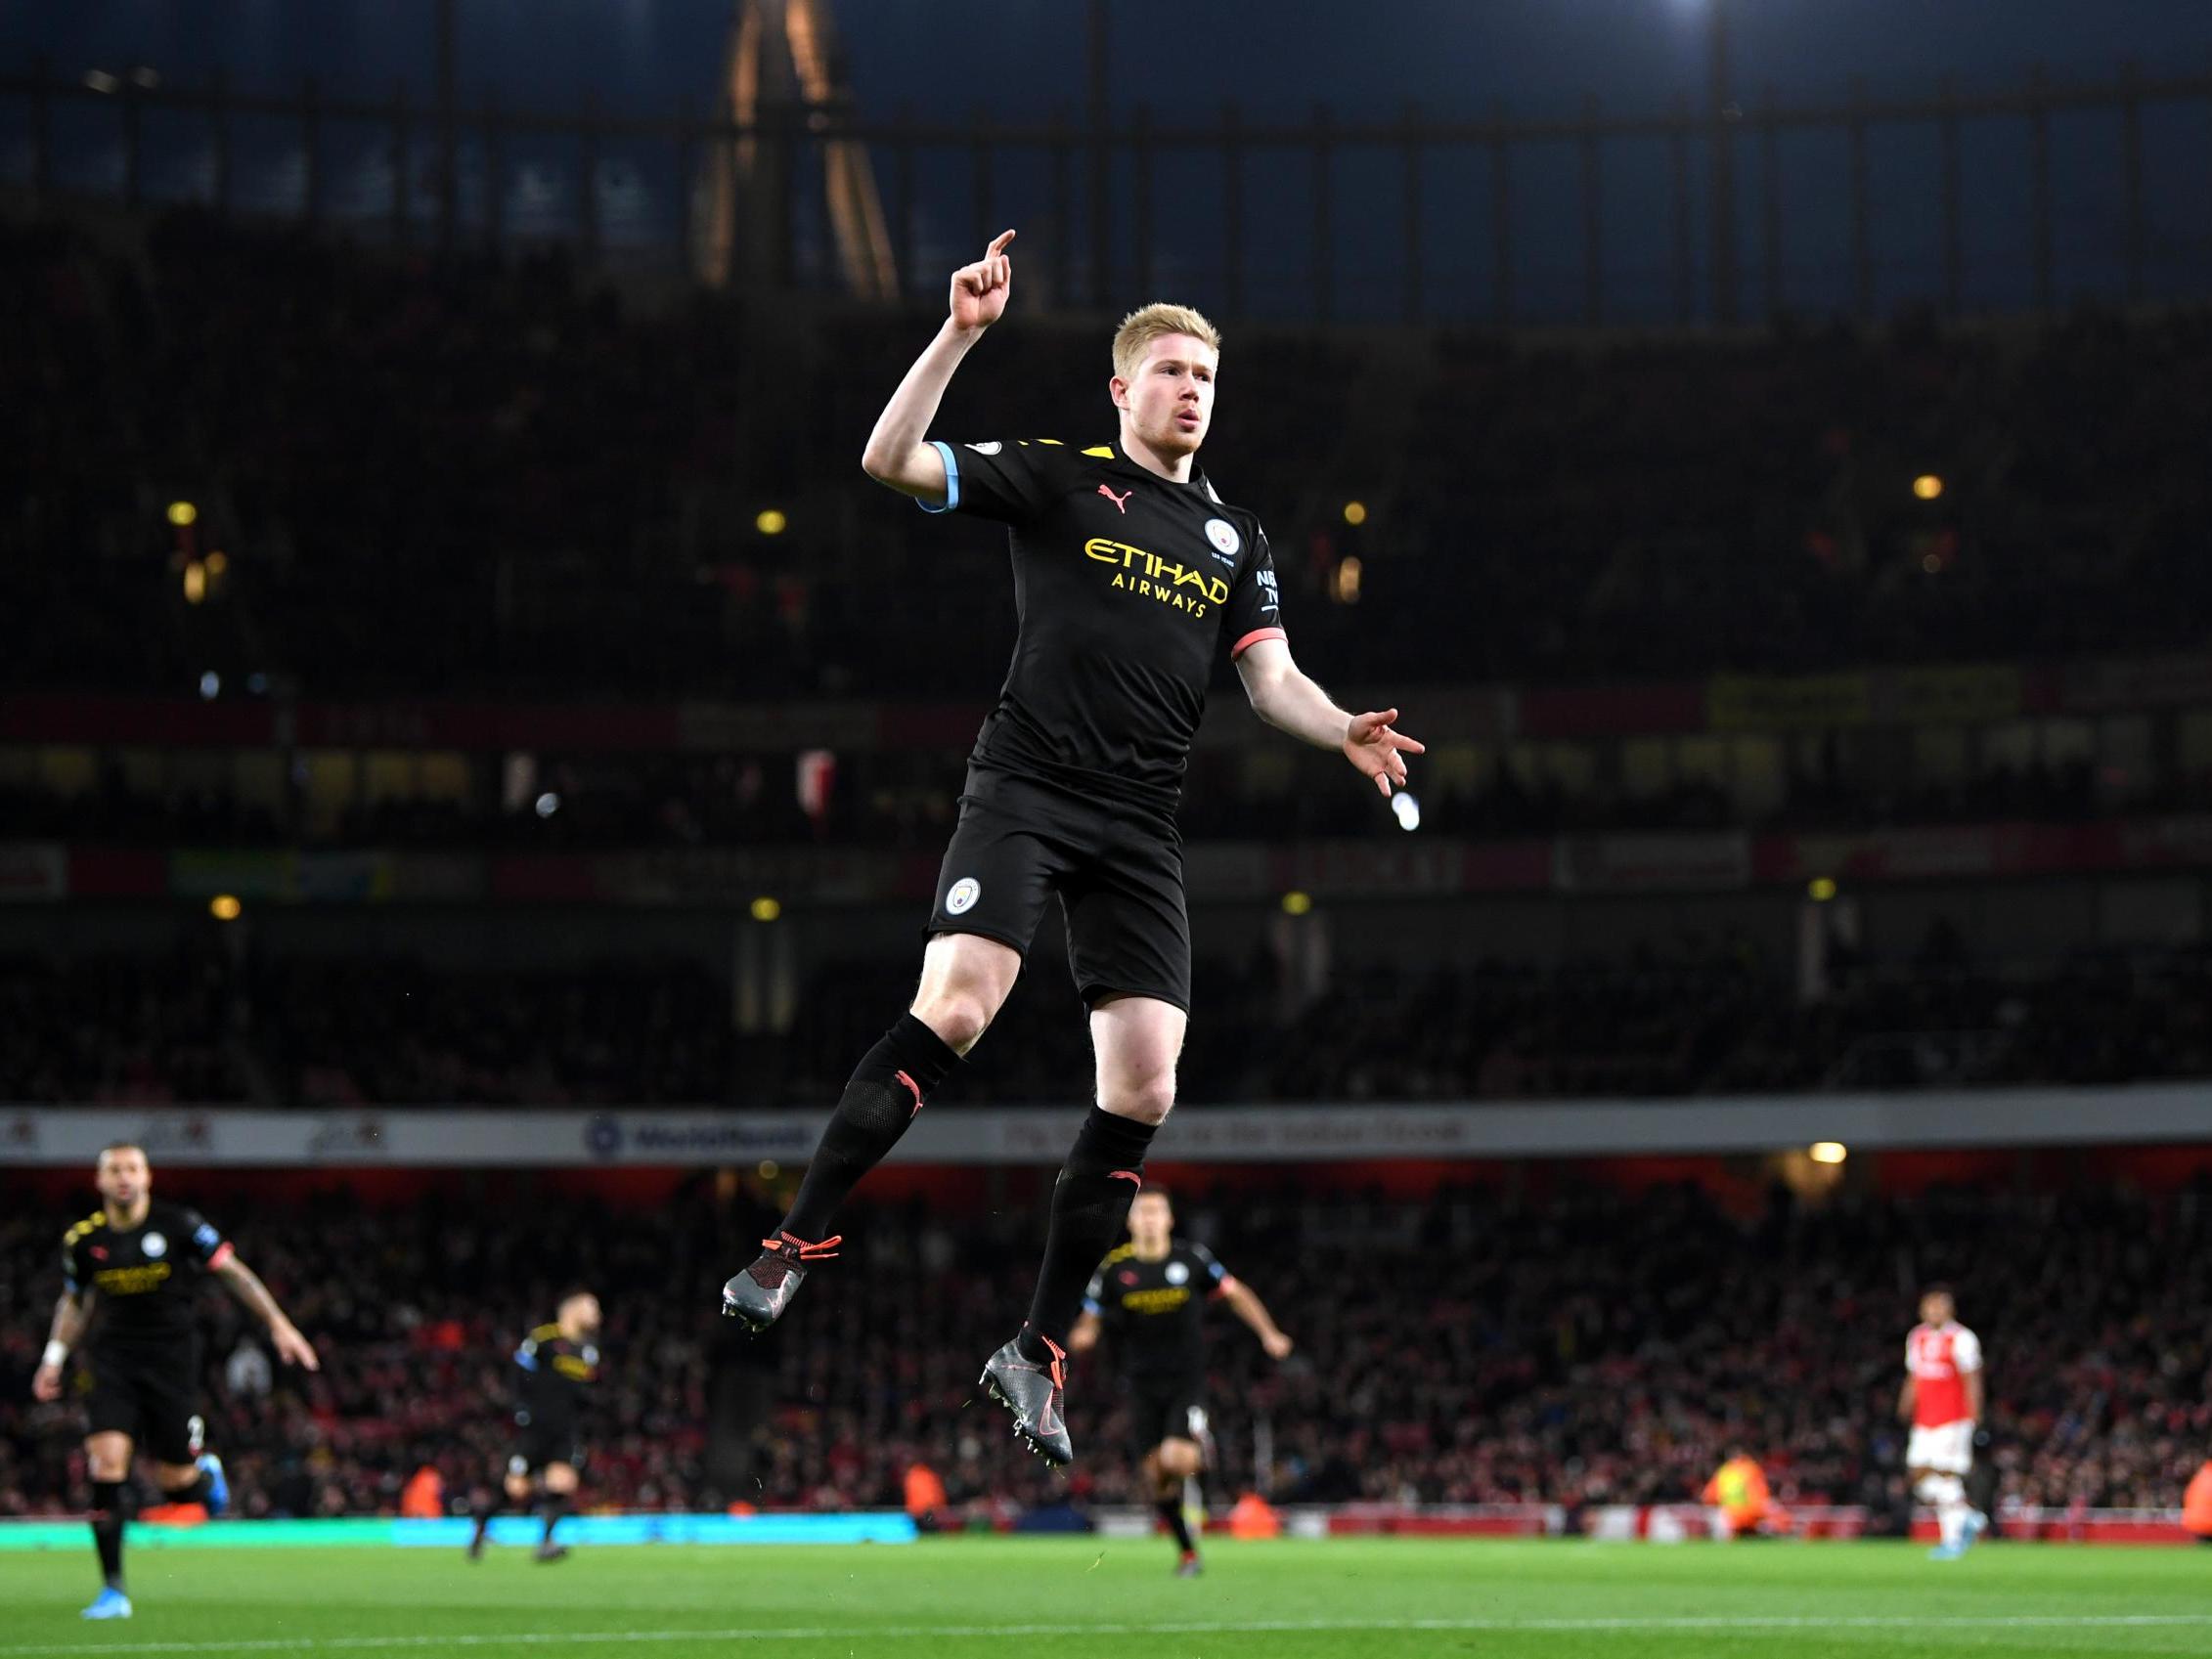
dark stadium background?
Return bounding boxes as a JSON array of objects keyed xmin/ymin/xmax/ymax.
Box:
[{"xmin": 2, "ymin": 0, "xmax": 2209, "ymax": 1561}]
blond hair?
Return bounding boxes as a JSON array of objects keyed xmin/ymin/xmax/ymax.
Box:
[{"xmin": 1112, "ymin": 302, "xmax": 1222, "ymax": 383}]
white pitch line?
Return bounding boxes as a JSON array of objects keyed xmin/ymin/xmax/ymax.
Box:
[{"xmin": 14, "ymin": 1612, "xmax": 2212, "ymax": 1655}]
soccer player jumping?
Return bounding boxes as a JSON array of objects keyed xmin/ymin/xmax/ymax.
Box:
[
  {"xmin": 723, "ymin": 229, "xmax": 1421, "ymax": 1465},
  {"xmin": 32, "ymin": 1142, "xmax": 320, "ymax": 1619}
]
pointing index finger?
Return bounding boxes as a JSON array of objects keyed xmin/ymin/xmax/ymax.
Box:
[{"xmin": 987, "ymin": 229, "xmax": 1017, "ymax": 257}]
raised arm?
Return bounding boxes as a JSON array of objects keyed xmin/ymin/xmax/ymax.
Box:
[
  {"xmin": 31, "ymin": 1289, "xmax": 94, "ymax": 1401},
  {"xmin": 861, "ymin": 229, "xmax": 1016, "ymax": 502},
  {"xmin": 211, "ymin": 1254, "xmax": 321, "ymax": 1373},
  {"xmin": 1235, "ymin": 635, "xmax": 1424, "ymax": 799},
  {"xmin": 1220, "ymin": 1278, "xmax": 1294, "ymax": 1362}
]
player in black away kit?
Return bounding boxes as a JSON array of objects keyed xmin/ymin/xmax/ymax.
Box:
[
  {"xmin": 31, "ymin": 1142, "xmax": 321, "ymax": 1620},
  {"xmin": 1070, "ymin": 1188, "xmax": 1292, "ymax": 1574},
  {"xmin": 723, "ymin": 227, "xmax": 1420, "ymax": 1465},
  {"xmin": 469, "ymin": 1289, "xmax": 601, "ymax": 1562}
]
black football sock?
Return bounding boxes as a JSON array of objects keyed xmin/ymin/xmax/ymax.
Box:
[
  {"xmin": 784, "ymin": 1013, "xmax": 960, "ymax": 1239},
  {"xmin": 1158, "ymin": 1496, "xmax": 1197, "ymax": 1554},
  {"xmin": 469, "ymin": 1494, "xmax": 503, "ymax": 1544},
  {"xmin": 160, "ymin": 1469, "xmax": 214, "ymax": 1506},
  {"xmin": 90, "ymin": 1479, "xmax": 127, "ymax": 1590},
  {"xmin": 539, "ymin": 1492, "xmax": 571, "ymax": 1546},
  {"xmin": 1018, "ymin": 1107, "xmax": 1157, "ymax": 1360}
]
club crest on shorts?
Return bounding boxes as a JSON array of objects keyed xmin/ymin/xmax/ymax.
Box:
[
  {"xmin": 141, "ymin": 1232, "xmax": 167, "ymax": 1258},
  {"xmin": 946, "ymin": 877, "xmax": 982, "ymax": 915},
  {"xmin": 1204, "ymin": 518, "xmax": 1241, "ymax": 563}
]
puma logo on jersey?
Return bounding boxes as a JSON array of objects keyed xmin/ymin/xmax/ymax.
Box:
[{"xmin": 1097, "ymin": 484, "xmax": 1132, "ymax": 513}]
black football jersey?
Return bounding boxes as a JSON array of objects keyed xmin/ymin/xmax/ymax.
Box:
[
  {"xmin": 1083, "ymin": 1239, "xmax": 1233, "ymax": 1381},
  {"xmin": 514, "ymin": 1322, "xmax": 599, "ymax": 1430},
  {"xmin": 62, "ymin": 1199, "xmax": 229, "ymax": 1352},
  {"xmin": 921, "ymin": 437, "xmax": 1286, "ymax": 814}
]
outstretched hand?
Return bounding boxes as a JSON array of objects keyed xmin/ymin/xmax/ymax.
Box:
[
  {"xmin": 273, "ymin": 1319, "xmax": 322, "ymax": 1373},
  {"xmin": 1343, "ymin": 709, "xmax": 1425, "ymax": 798},
  {"xmin": 951, "ymin": 230, "xmax": 1016, "ymax": 332}
]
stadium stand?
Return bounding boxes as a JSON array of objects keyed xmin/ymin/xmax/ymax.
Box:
[
  {"xmin": 6, "ymin": 211, "xmax": 2212, "ymax": 703},
  {"xmin": 4, "ymin": 1180, "xmax": 2205, "ymax": 1522},
  {"xmin": 4, "ymin": 946, "xmax": 2210, "ymax": 1108}
]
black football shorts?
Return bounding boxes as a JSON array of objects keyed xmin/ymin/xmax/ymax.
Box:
[
  {"xmin": 85, "ymin": 1345, "xmax": 204, "ymax": 1465},
  {"xmin": 1128, "ymin": 1375, "xmax": 1211, "ymax": 1462},
  {"xmin": 927, "ymin": 765, "xmax": 1191, "ymax": 1013},
  {"xmin": 510, "ymin": 1412, "xmax": 584, "ymax": 1475}
]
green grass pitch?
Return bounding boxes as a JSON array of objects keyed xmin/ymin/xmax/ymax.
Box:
[{"xmin": 5, "ymin": 1537, "xmax": 2208, "ymax": 1658}]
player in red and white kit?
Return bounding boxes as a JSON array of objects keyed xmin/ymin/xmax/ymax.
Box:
[{"xmin": 1899, "ymin": 1284, "xmax": 1987, "ymax": 1559}]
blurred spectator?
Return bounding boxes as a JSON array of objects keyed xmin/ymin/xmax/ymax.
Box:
[
  {"xmin": 1703, "ymin": 1447, "xmax": 1783, "ymax": 1538},
  {"xmin": 226, "ymin": 1339, "xmax": 273, "ymax": 1401},
  {"xmin": 400, "ymin": 1465, "xmax": 445, "ymax": 1519},
  {"xmin": 903, "ymin": 1461, "xmax": 949, "ymax": 1531},
  {"xmin": 2184, "ymin": 1458, "xmax": 2212, "ymax": 1542}
]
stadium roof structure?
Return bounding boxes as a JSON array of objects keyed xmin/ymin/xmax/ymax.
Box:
[{"xmin": 693, "ymin": 0, "xmax": 896, "ymax": 298}]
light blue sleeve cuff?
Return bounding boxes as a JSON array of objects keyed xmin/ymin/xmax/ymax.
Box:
[
  {"xmin": 1082, "ymin": 1298, "xmax": 1102, "ymax": 1317},
  {"xmin": 918, "ymin": 440, "xmax": 959, "ymax": 513}
]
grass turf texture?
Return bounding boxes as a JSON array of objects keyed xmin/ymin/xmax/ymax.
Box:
[{"xmin": 5, "ymin": 1537, "xmax": 2208, "ymax": 1658}]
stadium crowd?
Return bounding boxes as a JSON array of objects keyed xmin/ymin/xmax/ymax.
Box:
[
  {"xmin": 4, "ymin": 741, "xmax": 2186, "ymax": 852},
  {"xmin": 7, "ymin": 209, "xmax": 2212, "ymax": 706},
  {"xmin": 1, "ymin": 1180, "xmax": 2204, "ymax": 1523},
  {"xmin": 5, "ymin": 944, "xmax": 2211, "ymax": 1108}
]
